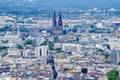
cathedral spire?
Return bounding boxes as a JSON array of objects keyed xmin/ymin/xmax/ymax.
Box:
[
  {"xmin": 58, "ymin": 11, "xmax": 63, "ymax": 26},
  {"xmin": 53, "ymin": 11, "xmax": 57, "ymax": 26}
]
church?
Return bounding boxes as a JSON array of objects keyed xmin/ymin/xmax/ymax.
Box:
[{"xmin": 51, "ymin": 11, "xmax": 63, "ymax": 37}]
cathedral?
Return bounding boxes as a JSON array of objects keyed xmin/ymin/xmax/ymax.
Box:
[{"xmin": 51, "ymin": 11, "xmax": 63, "ymax": 37}]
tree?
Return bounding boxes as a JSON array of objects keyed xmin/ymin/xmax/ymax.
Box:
[
  {"xmin": 55, "ymin": 48, "xmax": 64, "ymax": 53},
  {"xmin": 64, "ymin": 67, "xmax": 75, "ymax": 71},
  {"xmin": 39, "ymin": 29, "xmax": 43, "ymax": 32},
  {"xmin": 107, "ymin": 69, "xmax": 119, "ymax": 80},
  {"xmin": 41, "ymin": 41, "xmax": 47, "ymax": 46},
  {"xmin": 41, "ymin": 40, "xmax": 54, "ymax": 50},
  {"xmin": 68, "ymin": 51, "xmax": 72, "ymax": 55},
  {"xmin": 104, "ymin": 53, "xmax": 110, "ymax": 59},
  {"xmin": 0, "ymin": 46, "xmax": 8, "ymax": 50},
  {"xmin": 1, "ymin": 40, "xmax": 8, "ymax": 43},
  {"xmin": 72, "ymin": 28, "xmax": 77, "ymax": 33},
  {"xmin": 49, "ymin": 43, "xmax": 54, "ymax": 50},
  {"xmin": 118, "ymin": 62, "xmax": 120, "ymax": 65},
  {"xmin": 24, "ymin": 39, "xmax": 33, "ymax": 46},
  {"xmin": 17, "ymin": 44, "xmax": 23, "ymax": 49},
  {"xmin": 108, "ymin": 76, "xmax": 116, "ymax": 80}
]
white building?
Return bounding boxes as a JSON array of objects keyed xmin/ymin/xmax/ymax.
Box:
[
  {"xmin": 23, "ymin": 49, "xmax": 31, "ymax": 56},
  {"xmin": 62, "ymin": 43, "xmax": 81, "ymax": 52},
  {"xmin": 0, "ymin": 30, "xmax": 22, "ymax": 47},
  {"xmin": 35, "ymin": 46, "xmax": 48, "ymax": 57},
  {"xmin": 8, "ymin": 48, "xmax": 21, "ymax": 57},
  {"xmin": 54, "ymin": 43, "xmax": 62, "ymax": 48}
]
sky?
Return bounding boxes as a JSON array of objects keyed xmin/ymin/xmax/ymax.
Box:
[
  {"xmin": 42, "ymin": 0, "xmax": 120, "ymax": 8},
  {"xmin": 36, "ymin": 0, "xmax": 119, "ymax": 8},
  {"xmin": 0, "ymin": 0, "xmax": 120, "ymax": 9}
]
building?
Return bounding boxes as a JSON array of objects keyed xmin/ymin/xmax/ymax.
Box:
[
  {"xmin": 110, "ymin": 50, "xmax": 120, "ymax": 65},
  {"xmin": 8, "ymin": 48, "xmax": 21, "ymax": 57},
  {"xmin": 62, "ymin": 43, "xmax": 81, "ymax": 52},
  {"xmin": 23, "ymin": 49, "xmax": 31, "ymax": 57},
  {"xmin": 51, "ymin": 11, "xmax": 63, "ymax": 37},
  {"xmin": 35, "ymin": 46, "xmax": 48, "ymax": 57}
]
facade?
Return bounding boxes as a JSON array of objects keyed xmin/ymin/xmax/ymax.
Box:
[
  {"xmin": 110, "ymin": 50, "xmax": 120, "ymax": 65},
  {"xmin": 23, "ymin": 49, "xmax": 31, "ymax": 56},
  {"xmin": 62, "ymin": 43, "xmax": 81, "ymax": 52},
  {"xmin": 35, "ymin": 46, "xmax": 48, "ymax": 57},
  {"xmin": 8, "ymin": 48, "xmax": 21, "ymax": 57},
  {"xmin": 51, "ymin": 11, "xmax": 63, "ymax": 37}
]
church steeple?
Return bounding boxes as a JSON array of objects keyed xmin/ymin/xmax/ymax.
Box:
[
  {"xmin": 53, "ymin": 11, "xmax": 57, "ymax": 26},
  {"xmin": 52, "ymin": 11, "xmax": 63, "ymax": 37},
  {"xmin": 58, "ymin": 11, "xmax": 63, "ymax": 26}
]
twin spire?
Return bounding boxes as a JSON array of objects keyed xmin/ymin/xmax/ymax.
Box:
[{"xmin": 53, "ymin": 11, "xmax": 63, "ymax": 27}]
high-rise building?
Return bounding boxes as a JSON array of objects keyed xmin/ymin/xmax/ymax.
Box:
[
  {"xmin": 110, "ymin": 50, "xmax": 120, "ymax": 65},
  {"xmin": 51, "ymin": 11, "xmax": 63, "ymax": 37},
  {"xmin": 35, "ymin": 46, "xmax": 48, "ymax": 57}
]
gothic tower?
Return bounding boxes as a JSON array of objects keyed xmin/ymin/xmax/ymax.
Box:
[
  {"xmin": 51, "ymin": 11, "xmax": 63, "ymax": 37},
  {"xmin": 53, "ymin": 11, "xmax": 57, "ymax": 27},
  {"xmin": 58, "ymin": 11, "xmax": 63, "ymax": 27}
]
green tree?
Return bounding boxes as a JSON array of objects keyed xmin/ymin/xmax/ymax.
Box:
[
  {"xmin": 17, "ymin": 44, "xmax": 23, "ymax": 49},
  {"xmin": 39, "ymin": 29, "xmax": 43, "ymax": 32},
  {"xmin": 0, "ymin": 46, "xmax": 8, "ymax": 50},
  {"xmin": 55, "ymin": 48, "xmax": 64, "ymax": 53},
  {"xmin": 1, "ymin": 40, "xmax": 8, "ymax": 43},
  {"xmin": 48, "ymin": 41, "xmax": 54, "ymax": 50},
  {"xmin": 118, "ymin": 62, "xmax": 120, "ymax": 65},
  {"xmin": 105, "ymin": 53, "xmax": 110, "ymax": 59},
  {"xmin": 49, "ymin": 43, "xmax": 54, "ymax": 50},
  {"xmin": 107, "ymin": 69, "xmax": 119, "ymax": 80},
  {"xmin": 68, "ymin": 51, "xmax": 72, "ymax": 55},
  {"xmin": 72, "ymin": 28, "xmax": 77, "ymax": 33},
  {"xmin": 24, "ymin": 39, "xmax": 33, "ymax": 46},
  {"xmin": 64, "ymin": 67, "xmax": 75, "ymax": 71},
  {"xmin": 41, "ymin": 40, "xmax": 54, "ymax": 50},
  {"xmin": 41, "ymin": 41, "xmax": 47, "ymax": 46}
]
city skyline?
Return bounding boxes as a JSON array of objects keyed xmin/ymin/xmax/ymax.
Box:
[{"xmin": 0, "ymin": 0, "xmax": 120, "ymax": 80}]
